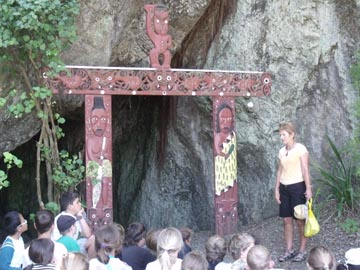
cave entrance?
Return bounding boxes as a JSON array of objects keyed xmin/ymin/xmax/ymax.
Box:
[{"xmin": 45, "ymin": 4, "xmax": 271, "ymax": 236}]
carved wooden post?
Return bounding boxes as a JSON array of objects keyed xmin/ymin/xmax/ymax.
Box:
[
  {"xmin": 213, "ymin": 97, "xmax": 238, "ymax": 236},
  {"xmin": 85, "ymin": 95, "xmax": 113, "ymax": 229}
]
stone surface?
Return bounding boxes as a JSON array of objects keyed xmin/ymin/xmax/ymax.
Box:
[{"xmin": 1, "ymin": 0, "xmax": 360, "ymax": 231}]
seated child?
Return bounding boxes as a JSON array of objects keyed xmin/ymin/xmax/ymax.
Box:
[
  {"xmin": 228, "ymin": 233, "xmax": 255, "ymax": 270},
  {"xmin": 182, "ymin": 250, "xmax": 209, "ymax": 270},
  {"xmin": 23, "ymin": 210, "xmax": 68, "ymax": 268},
  {"xmin": 247, "ymin": 245, "xmax": 274, "ymax": 270},
  {"xmin": 57, "ymin": 215, "xmax": 80, "ymax": 252},
  {"xmin": 307, "ymin": 246, "xmax": 336, "ymax": 270},
  {"xmin": 121, "ymin": 222, "xmax": 156, "ymax": 270},
  {"xmin": 145, "ymin": 227, "xmax": 183, "ymax": 270},
  {"xmin": 178, "ymin": 227, "xmax": 193, "ymax": 259},
  {"xmin": 0, "ymin": 211, "xmax": 28, "ymax": 270},
  {"xmin": 205, "ymin": 235, "xmax": 227, "ymax": 270},
  {"xmin": 145, "ymin": 229, "xmax": 160, "ymax": 256},
  {"xmin": 24, "ymin": 238, "xmax": 56, "ymax": 270},
  {"xmin": 60, "ymin": 252, "xmax": 89, "ymax": 270},
  {"xmin": 89, "ymin": 223, "xmax": 132, "ymax": 270}
]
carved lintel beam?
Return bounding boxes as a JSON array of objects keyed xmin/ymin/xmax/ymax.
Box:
[{"xmin": 44, "ymin": 66, "xmax": 271, "ymax": 97}]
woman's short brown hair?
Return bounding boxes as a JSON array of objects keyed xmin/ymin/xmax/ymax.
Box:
[{"xmin": 279, "ymin": 122, "xmax": 296, "ymax": 136}]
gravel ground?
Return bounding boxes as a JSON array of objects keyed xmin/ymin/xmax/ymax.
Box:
[{"xmin": 191, "ymin": 202, "xmax": 360, "ymax": 270}]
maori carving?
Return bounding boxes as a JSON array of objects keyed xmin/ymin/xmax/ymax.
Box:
[
  {"xmin": 45, "ymin": 67, "xmax": 272, "ymax": 97},
  {"xmin": 85, "ymin": 95, "xmax": 113, "ymax": 229},
  {"xmin": 213, "ymin": 97, "xmax": 238, "ymax": 236},
  {"xmin": 45, "ymin": 3, "xmax": 272, "ymax": 234},
  {"xmin": 144, "ymin": 4, "xmax": 172, "ymax": 69}
]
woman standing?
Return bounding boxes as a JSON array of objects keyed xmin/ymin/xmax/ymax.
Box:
[{"xmin": 275, "ymin": 122, "xmax": 312, "ymax": 262}]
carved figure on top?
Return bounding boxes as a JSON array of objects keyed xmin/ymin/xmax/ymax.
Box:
[
  {"xmin": 85, "ymin": 96, "xmax": 113, "ymax": 228},
  {"xmin": 144, "ymin": 4, "xmax": 172, "ymax": 69}
]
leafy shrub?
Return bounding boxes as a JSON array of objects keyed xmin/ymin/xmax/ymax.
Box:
[
  {"xmin": 0, "ymin": 0, "xmax": 80, "ymax": 207},
  {"xmin": 340, "ymin": 218, "xmax": 360, "ymax": 234},
  {"xmin": 0, "ymin": 152, "xmax": 23, "ymax": 190},
  {"xmin": 313, "ymin": 136, "xmax": 360, "ymax": 217}
]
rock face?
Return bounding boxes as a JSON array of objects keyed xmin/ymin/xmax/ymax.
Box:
[{"xmin": 1, "ymin": 0, "xmax": 360, "ymax": 230}]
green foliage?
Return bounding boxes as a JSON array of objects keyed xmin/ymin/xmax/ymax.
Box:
[
  {"xmin": 7, "ymin": 89, "xmax": 35, "ymax": 117},
  {"xmin": 351, "ymin": 51, "xmax": 360, "ymax": 91},
  {"xmin": 45, "ymin": 201, "xmax": 60, "ymax": 214},
  {"xmin": 53, "ymin": 150, "xmax": 85, "ymax": 194},
  {"xmin": 0, "ymin": 0, "xmax": 79, "ymax": 68},
  {"xmin": 0, "ymin": 97, "xmax": 6, "ymax": 108},
  {"xmin": 313, "ymin": 136, "xmax": 360, "ymax": 217},
  {"xmin": 0, "ymin": 0, "xmax": 80, "ymax": 209},
  {"xmin": 0, "ymin": 152, "xmax": 23, "ymax": 190},
  {"xmin": 3, "ymin": 152, "xmax": 23, "ymax": 169},
  {"xmin": 0, "ymin": 170, "xmax": 10, "ymax": 190},
  {"xmin": 350, "ymin": 51, "xmax": 360, "ymax": 179},
  {"xmin": 340, "ymin": 218, "xmax": 360, "ymax": 234},
  {"xmin": 0, "ymin": 0, "xmax": 79, "ymax": 117},
  {"xmin": 310, "ymin": 188, "xmax": 322, "ymax": 218},
  {"xmin": 54, "ymin": 113, "xmax": 65, "ymax": 139}
]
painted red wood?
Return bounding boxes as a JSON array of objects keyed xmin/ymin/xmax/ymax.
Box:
[{"xmin": 45, "ymin": 4, "xmax": 271, "ymax": 233}]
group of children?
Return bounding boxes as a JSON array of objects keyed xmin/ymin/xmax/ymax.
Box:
[
  {"xmin": 0, "ymin": 192, "xmax": 359, "ymax": 270},
  {"xmin": 204, "ymin": 233, "xmax": 360, "ymax": 270}
]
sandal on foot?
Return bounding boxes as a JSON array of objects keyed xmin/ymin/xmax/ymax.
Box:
[
  {"xmin": 292, "ymin": 251, "xmax": 307, "ymax": 262},
  {"xmin": 278, "ymin": 250, "xmax": 296, "ymax": 262}
]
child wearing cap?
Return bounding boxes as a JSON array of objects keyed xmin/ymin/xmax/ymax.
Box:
[{"xmin": 57, "ymin": 215, "xmax": 81, "ymax": 252}]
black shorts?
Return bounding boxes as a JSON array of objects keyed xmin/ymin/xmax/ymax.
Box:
[{"xmin": 279, "ymin": 181, "xmax": 306, "ymax": 218}]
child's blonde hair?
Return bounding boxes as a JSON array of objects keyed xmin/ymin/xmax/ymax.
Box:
[
  {"xmin": 60, "ymin": 252, "xmax": 88, "ymax": 270},
  {"xmin": 157, "ymin": 227, "xmax": 183, "ymax": 270},
  {"xmin": 95, "ymin": 223, "xmax": 122, "ymax": 264},
  {"xmin": 307, "ymin": 246, "xmax": 336, "ymax": 270},
  {"xmin": 229, "ymin": 232, "xmax": 255, "ymax": 260},
  {"xmin": 182, "ymin": 250, "xmax": 208, "ymax": 270},
  {"xmin": 247, "ymin": 245, "xmax": 271, "ymax": 270}
]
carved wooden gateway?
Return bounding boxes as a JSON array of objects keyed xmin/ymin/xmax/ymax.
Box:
[{"xmin": 46, "ymin": 4, "xmax": 271, "ymax": 235}]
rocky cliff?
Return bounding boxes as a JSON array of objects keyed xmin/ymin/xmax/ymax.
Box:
[{"xmin": 1, "ymin": 0, "xmax": 359, "ymax": 231}]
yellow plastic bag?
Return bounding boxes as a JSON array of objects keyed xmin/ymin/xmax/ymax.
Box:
[{"xmin": 304, "ymin": 198, "xmax": 320, "ymax": 237}]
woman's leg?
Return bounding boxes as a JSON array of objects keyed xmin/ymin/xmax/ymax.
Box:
[
  {"xmin": 284, "ymin": 217, "xmax": 294, "ymax": 251},
  {"xmin": 296, "ymin": 219, "xmax": 307, "ymax": 252}
]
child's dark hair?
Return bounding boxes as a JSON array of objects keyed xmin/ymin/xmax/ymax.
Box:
[
  {"xmin": 35, "ymin": 210, "xmax": 54, "ymax": 234},
  {"xmin": 60, "ymin": 192, "xmax": 79, "ymax": 211},
  {"xmin": 124, "ymin": 222, "xmax": 146, "ymax": 247},
  {"xmin": 95, "ymin": 223, "xmax": 122, "ymax": 264},
  {"xmin": 3, "ymin": 211, "xmax": 21, "ymax": 235},
  {"xmin": 29, "ymin": 238, "xmax": 54, "ymax": 264},
  {"xmin": 146, "ymin": 229, "xmax": 160, "ymax": 255},
  {"xmin": 179, "ymin": 227, "xmax": 193, "ymax": 242}
]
